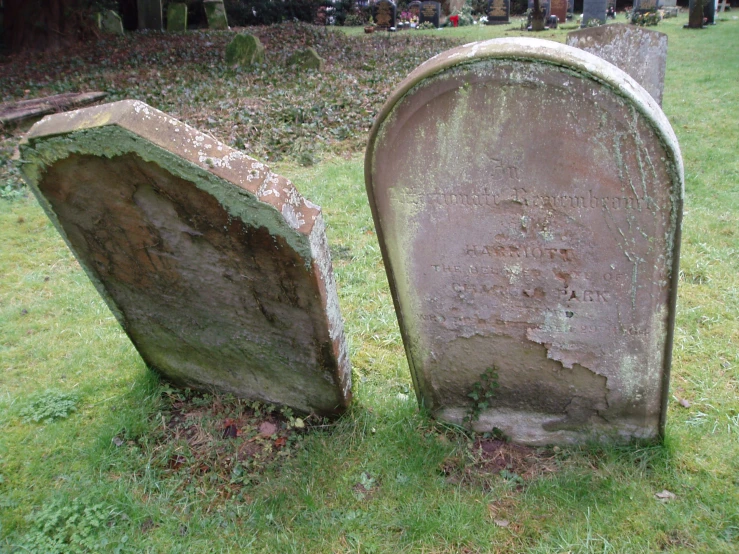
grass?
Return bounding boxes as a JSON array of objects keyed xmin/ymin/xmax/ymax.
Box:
[{"xmin": 1, "ymin": 12, "xmax": 738, "ymax": 553}]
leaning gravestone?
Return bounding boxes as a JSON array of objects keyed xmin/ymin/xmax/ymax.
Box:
[
  {"xmin": 486, "ymin": 0, "xmax": 510, "ymax": 25},
  {"xmin": 167, "ymin": 2, "xmax": 187, "ymax": 31},
  {"xmin": 374, "ymin": 0, "xmax": 397, "ymax": 30},
  {"xmin": 581, "ymin": 0, "xmax": 607, "ymax": 25},
  {"xmin": 550, "ymin": 0, "xmax": 567, "ymax": 22},
  {"xmin": 419, "ymin": 1, "xmax": 441, "ymax": 27},
  {"xmin": 204, "ymin": 0, "xmax": 229, "ymax": 29},
  {"xmin": 365, "ymin": 38, "xmax": 683, "ymax": 445},
  {"xmin": 137, "ymin": 0, "xmax": 162, "ymax": 30},
  {"xmin": 99, "ymin": 10, "xmax": 124, "ymax": 35},
  {"xmin": 225, "ymin": 33, "xmax": 265, "ymax": 67},
  {"xmin": 20, "ymin": 100, "xmax": 352, "ymax": 417},
  {"xmin": 567, "ymin": 24, "xmax": 668, "ymax": 106}
]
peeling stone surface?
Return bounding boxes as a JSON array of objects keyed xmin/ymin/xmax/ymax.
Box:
[
  {"xmin": 21, "ymin": 100, "xmax": 351, "ymax": 417},
  {"xmin": 366, "ymin": 38, "xmax": 683, "ymax": 445},
  {"xmin": 567, "ymin": 24, "xmax": 668, "ymax": 106}
]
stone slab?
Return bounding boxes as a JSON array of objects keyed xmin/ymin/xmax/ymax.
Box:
[
  {"xmin": 567, "ymin": 24, "xmax": 668, "ymax": 106},
  {"xmin": 581, "ymin": 0, "xmax": 607, "ymax": 25},
  {"xmin": 20, "ymin": 100, "xmax": 351, "ymax": 416},
  {"xmin": 365, "ymin": 38, "xmax": 683, "ymax": 445}
]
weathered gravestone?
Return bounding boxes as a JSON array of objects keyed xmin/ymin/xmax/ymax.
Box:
[
  {"xmin": 225, "ymin": 33, "xmax": 265, "ymax": 67},
  {"xmin": 419, "ymin": 1, "xmax": 441, "ymax": 27},
  {"xmin": 374, "ymin": 0, "xmax": 398, "ymax": 30},
  {"xmin": 167, "ymin": 2, "xmax": 187, "ymax": 31},
  {"xmin": 20, "ymin": 100, "xmax": 352, "ymax": 416},
  {"xmin": 137, "ymin": 0, "xmax": 162, "ymax": 30},
  {"xmin": 287, "ymin": 47, "xmax": 325, "ymax": 71},
  {"xmin": 581, "ymin": 0, "xmax": 607, "ymax": 26},
  {"xmin": 204, "ymin": 0, "xmax": 229, "ymax": 29},
  {"xmin": 550, "ymin": 0, "xmax": 567, "ymax": 22},
  {"xmin": 486, "ymin": 0, "xmax": 510, "ymax": 25},
  {"xmin": 567, "ymin": 24, "xmax": 668, "ymax": 106},
  {"xmin": 99, "ymin": 10, "xmax": 125, "ymax": 35},
  {"xmin": 365, "ymin": 38, "xmax": 683, "ymax": 445}
]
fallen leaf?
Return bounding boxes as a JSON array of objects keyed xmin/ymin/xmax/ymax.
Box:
[
  {"xmin": 223, "ymin": 424, "xmax": 238, "ymax": 439},
  {"xmin": 678, "ymin": 398, "xmax": 691, "ymax": 408},
  {"xmin": 274, "ymin": 436, "xmax": 287, "ymax": 448},
  {"xmin": 293, "ymin": 417, "xmax": 305, "ymax": 429},
  {"xmin": 494, "ymin": 519, "xmax": 510, "ymax": 528},
  {"xmin": 655, "ymin": 489, "xmax": 676, "ymax": 501},
  {"xmin": 259, "ymin": 421, "xmax": 278, "ymax": 437}
]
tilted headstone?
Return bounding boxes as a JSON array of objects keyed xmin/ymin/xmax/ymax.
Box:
[
  {"xmin": 99, "ymin": 10, "xmax": 125, "ymax": 35},
  {"xmin": 486, "ymin": 0, "xmax": 510, "ymax": 25},
  {"xmin": 365, "ymin": 38, "xmax": 683, "ymax": 445},
  {"xmin": 374, "ymin": 0, "xmax": 397, "ymax": 30},
  {"xmin": 20, "ymin": 100, "xmax": 352, "ymax": 417},
  {"xmin": 287, "ymin": 47, "xmax": 325, "ymax": 71},
  {"xmin": 566, "ymin": 24, "xmax": 668, "ymax": 105},
  {"xmin": 137, "ymin": 0, "xmax": 162, "ymax": 30},
  {"xmin": 550, "ymin": 0, "xmax": 567, "ymax": 22},
  {"xmin": 581, "ymin": 0, "xmax": 607, "ymax": 25},
  {"xmin": 225, "ymin": 33, "xmax": 265, "ymax": 67},
  {"xmin": 167, "ymin": 2, "xmax": 187, "ymax": 31},
  {"xmin": 204, "ymin": 0, "xmax": 229, "ymax": 29},
  {"xmin": 419, "ymin": 1, "xmax": 441, "ymax": 27}
]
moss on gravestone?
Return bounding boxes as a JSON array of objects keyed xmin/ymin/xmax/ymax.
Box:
[
  {"xmin": 167, "ymin": 3, "xmax": 187, "ymax": 32},
  {"xmin": 287, "ymin": 47, "xmax": 325, "ymax": 71},
  {"xmin": 225, "ymin": 34, "xmax": 265, "ymax": 67}
]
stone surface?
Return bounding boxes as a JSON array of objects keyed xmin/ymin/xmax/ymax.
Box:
[
  {"xmin": 365, "ymin": 38, "xmax": 683, "ymax": 445},
  {"xmin": 287, "ymin": 47, "xmax": 325, "ymax": 71},
  {"xmin": 204, "ymin": 0, "xmax": 229, "ymax": 29},
  {"xmin": 20, "ymin": 100, "xmax": 352, "ymax": 417},
  {"xmin": 419, "ymin": 1, "xmax": 441, "ymax": 27},
  {"xmin": 225, "ymin": 34, "xmax": 265, "ymax": 67},
  {"xmin": 137, "ymin": 0, "xmax": 162, "ymax": 30},
  {"xmin": 167, "ymin": 2, "xmax": 188, "ymax": 31},
  {"xmin": 374, "ymin": 0, "xmax": 397, "ymax": 30},
  {"xmin": 661, "ymin": 0, "xmax": 676, "ymax": 5},
  {"xmin": 581, "ymin": 0, "xmax": 607, "ymax": 25},
  {"xmin": 550, "ymin": 0, "xmax": 568, "ymax": 22},
  {"xmin": 567, "ymin": 24, "xmax": 668, "ymax": 105},
  {"xmin": 486, "ymin": 0, "xmax": 510, "ymax": 25},
  {"xmin": 99, "ymin": 10, "xmax": 124, "ymax": 35}
]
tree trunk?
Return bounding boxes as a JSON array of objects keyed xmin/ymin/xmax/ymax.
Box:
[
  {"xmin": 688, "ymin": 0, "xmax": 705, "ymax": 28},
  {"xmin": 532, "ymin": 0, "xmax": 545, "ymax": 30},
  {"xmin": 3, "ymin": 0, "xmax": 94, "ymax": 53}
]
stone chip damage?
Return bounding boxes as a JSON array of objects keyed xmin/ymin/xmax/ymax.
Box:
[{"xmin": 20, "ymin": 100, "xmax": 352, "ymax": 417}]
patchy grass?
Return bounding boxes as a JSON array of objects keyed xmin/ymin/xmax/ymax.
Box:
[{"xmin": 1, "ymin": 13, "xmax": 738, "ymax": 553}]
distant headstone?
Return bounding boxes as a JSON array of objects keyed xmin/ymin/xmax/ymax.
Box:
[
  {"xmin": 204, "ymin": 0, "xmax": 229, "ymax": 29},
  {"xmin": 225, "ymin": 33, "xmax": 265, "ymax": 67},
  {"xmin": 20, "ymin": 100, "xmax": 352, "ymax": 417},
  {"xmin": 287, "ymin": 47, "xmax": 325, "ymax": 71},
  {"xmin": 409, "ymin": 0, "xmax": 422, "ymax": 20},
  {"xmin": 419, "ymin": 1, "xmax": 441, "ymax": 27},
  {"xmin": 634, "ymin": 0, "xmax": 660, "ymax": 12},
  {"xmin": 567, "ymin": 24, "xmax": 668, "ymax": 105},
  {"xmin": 695, "ymin": 0, "xmax": 717, "ymax": 24},
  {"xmin": 366, "ymin": 38, "xmax": 683, "ymax": 445},
  {"xmin": 486, "ymin": 0, "xmax": 510, "ymax": 25},
  {"xmin": 99, "ymin": 10, "xmax": 125, "ymax": 35},
  {"xmin": 374, "ymin": 0, "xmax": 398, "ymax": 30},
  {"xmin": 550, "ymin": 0, "xmax": 567, "ymax": 22},
  {"xmin": 581, "ymin": 0, "xmax": 607, "ymax": 25},
  {"xmin": 166, "ymin": 3, "xmax": 187, "ymax": 31},
  {"xmin": 568, "ymin": 0, "xmax": 574, "ymax": 16},
  {"xmin": 137, "ymin": 0, "xmax": 162, "ymax": 30}
]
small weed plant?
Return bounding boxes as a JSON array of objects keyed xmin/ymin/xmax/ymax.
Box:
[
  {"xmin": 464, "ymin": 366, "xmax": 499, "ymax": 427},
  {"xmin": 20, "ymin": 390, "xmax": 79, "ymax": 423}
]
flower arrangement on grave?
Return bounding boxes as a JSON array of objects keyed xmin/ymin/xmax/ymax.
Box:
[{"xmin": 630, "ymin": 9, "xmax": 661, "ymax": 25}]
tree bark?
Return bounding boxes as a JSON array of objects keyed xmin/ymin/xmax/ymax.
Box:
[
  {"xmin": 3, "ymin": 0, "xmax": 94, "ymax": 53},
  {"xmin": 531, "ymin": 0, "xmax": 545, "ymax": 30}
]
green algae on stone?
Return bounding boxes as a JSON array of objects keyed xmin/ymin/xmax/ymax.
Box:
[
  {"xmin": 166, "ymin": 3, "xmax": 188, "ymax": 32},
  {"xmin": 225, "ymin": 33, "xmax": 265, "ymax": 67}
]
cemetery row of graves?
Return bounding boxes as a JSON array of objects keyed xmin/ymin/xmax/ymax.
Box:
[{"xmin": 1, "ymin": 12, "xmax": 738, "ymax": 554}]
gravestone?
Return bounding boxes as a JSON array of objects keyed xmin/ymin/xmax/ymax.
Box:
[
  {"xmin": 225, "ymin": 33, "xmax": 264, "ymax": 67},
  {"xmin": 550, "ymin": 0, "xmax": 567, "ymax": 23},
  {"xmin": 99, "ymin": 10, "xmax": 125, "ymax": 35},
  {"xmin": 581, "ymin": 0, "xmax": 607, "ymax": 25},
  {"xmin": 567, "ymin": 24, "xmax": 668, "ymax": 105},
  {"xmin": 374, "ymin": 0, "xmax": 397, "ymax": 30},
  {"xmin": 166, "ymin": 2, "xmax": 187, "ymax": 31},
  {"xmin": 419, "ymin": 1, "xmax": 441, "ymax": 27},
  {"xmin": 137, "ymin": 0, "xmax": 162, "ymax": 30},
  {"xmin": 365, "ymin": 38, "xmax": 683, "ymax": 445},
  {"xmin": 20, "ymin": 100, "xmax": 352, "ymax": 417},
  {"xmin": 287, "ymin": 47, "xmax": 325, "ymax": 71},
  {"xmin": 409, "ymin": 0, "xmax": 422, "ymax": 20},
  {"xmin": 486, "ymin": 0, "xmax": 510, "ymax": 25},
  {"xmin": 568, "ymin": 0, "xmax": 574, "ymax": 17},
  {"xmin": 634, "ymin": 0, "xmax": 660, "ymax": 12},
  {"xmin": 204, "ymin": 0, "xmax": 229, "ymax": 29},
  {"xmin": 696, "ymin": 0, "xmax": 717, "ymax": 24}
]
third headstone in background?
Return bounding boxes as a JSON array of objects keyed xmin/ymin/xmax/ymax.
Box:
[
  {"xmin": 374, "ymin": 0, "xmax": 398, "ymax": 30},
  {"xmin": 366, "ymin": 38, "xmax": 683, "ymax": 445},
  {"xmin": 419, "ymin": 1, "xmax": 441, "ymax": 27},
  {"xmin": 581, "ymin": 0, "xmax": 606, "ymax": 25},
  {"xmin": 486, "ymin": 0, "xmax": 510, "ymax": 25},
  {"xmin": 550, "ymin": 0, "xmax": 567, "ymax": 22},
  {"xmin": 566, "ymin": 24, "xmax": 668, "ymax": 105}
]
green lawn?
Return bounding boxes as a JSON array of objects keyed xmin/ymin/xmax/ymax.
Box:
[{"xmin": 1, "ymin": 13, "xmax": 738, "ymax": 553}]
